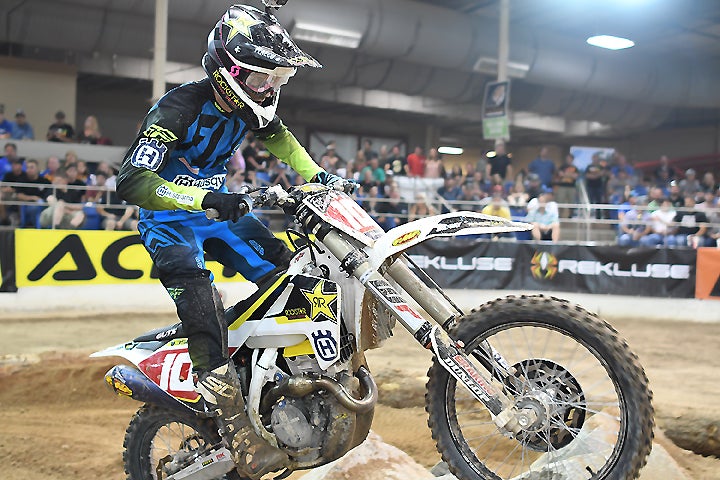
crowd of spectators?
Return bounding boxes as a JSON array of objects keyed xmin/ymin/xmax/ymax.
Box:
[
  {"xmin": 1, "ymin": 117, "xmax": 718, "ymax": 248},
  {"xmin": 0, "ymin": 141, "xmax": 130, "ymax": 230},
  {"xmin": 0, "ymin": 104, "xmax": 113, "ymax": 145}
]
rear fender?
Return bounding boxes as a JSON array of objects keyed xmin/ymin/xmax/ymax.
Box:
[{"xmin": 366, "ymin": 211, "xmax": 532, "ymax": 269}]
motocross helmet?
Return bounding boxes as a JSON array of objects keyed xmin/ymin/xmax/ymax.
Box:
[{"xmin": 203, "ymin": 4, "xmax": 321, "ymax": 128}]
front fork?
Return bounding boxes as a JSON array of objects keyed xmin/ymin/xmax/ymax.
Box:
[{"xmin": 320, "ymin": 231, "xmax": 533, "ymax": 434}]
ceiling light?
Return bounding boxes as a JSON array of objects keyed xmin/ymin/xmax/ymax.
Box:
[
  {"xmin": 486, "ymin": 150, "xmax": 497, "ymax": 158},
  {"xmin": 291, "ymin": 22, "xmax": 362, "ymax": 49},
  {"xmin": 586, "ymin": 35, "xmax": 635, "ymax": 50},
  {"xmin": 438, "ymin": 146, "xmax": 464, "ymax": 155}
]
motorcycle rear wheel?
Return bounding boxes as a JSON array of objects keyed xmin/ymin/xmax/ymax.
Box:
[
  {"xmin": 425, "ymin": 295, "xmax": 654, "ymax": 480},
  {"xmin": 123, "ymin": 404, "xmax": 242, "ymax": 480}
]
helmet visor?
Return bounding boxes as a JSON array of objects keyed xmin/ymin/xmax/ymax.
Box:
[{"xmin": 229, "ymin": 65, "xmax": 296, "ymax": 94}]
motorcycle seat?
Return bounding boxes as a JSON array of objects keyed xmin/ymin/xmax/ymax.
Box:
[{"xmin": 133, "ymin": 322, "xmax": 185, "ymax": 343}]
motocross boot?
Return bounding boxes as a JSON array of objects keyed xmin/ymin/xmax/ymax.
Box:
[{"xmin": 196, "ymin": 362, "xmax": 288, "ymax": 479}]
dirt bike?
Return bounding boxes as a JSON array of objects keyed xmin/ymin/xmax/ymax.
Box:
[{"xmin": 93, "ymin": 183, "xmax": 654, "ymax": 480}]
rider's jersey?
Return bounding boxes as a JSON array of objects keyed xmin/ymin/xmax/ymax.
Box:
[{"xmin": 117, "ymin": 78, "xmax": 321, "ymax": 220}]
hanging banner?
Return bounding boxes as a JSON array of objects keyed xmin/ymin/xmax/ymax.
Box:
[
  {"xmin": 409, "ymin": 240, "xmax": 696, "ymax": 298},
  {"xmin": 482, "ymin": 80, "xmax": 510, "ymax": 140},
  {"xmin": 0, "ymin": 229, "xmax": 17, "ymax": 292}
]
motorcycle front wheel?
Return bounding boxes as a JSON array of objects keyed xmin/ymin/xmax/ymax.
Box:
[
  {"xmin": 123, "ymin": 404, "xmax": 241, "ymax": 480},
  {"xmin": 425, "ymin": 295, "xmax": 654, "ymax": 480}
]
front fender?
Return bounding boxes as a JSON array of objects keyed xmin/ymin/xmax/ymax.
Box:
[{"xmin": 366, "ymin": 211, "xmax": 532, "ymax": 269}]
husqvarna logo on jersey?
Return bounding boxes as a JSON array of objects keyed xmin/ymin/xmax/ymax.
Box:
[
  {"xmin": 173, "ymin": 174, "xmax": 226, "ymax": 190},
  {"xmin": 531, "ymin": 251, "xmax": 558, "ymax": 280}
]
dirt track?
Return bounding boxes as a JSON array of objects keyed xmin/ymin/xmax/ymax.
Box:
[{"xmin": 0, "ymin": 312, "xmax": 719, "ymax": 479}]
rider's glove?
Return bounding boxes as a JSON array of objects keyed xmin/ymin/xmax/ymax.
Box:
[
  {"xmin": 201, "ymin": 191, "xmax": 250, "ymax": 222},
  {"xmin": 314, "ymin": 171, "xmax": 358, "ymax": 194}
]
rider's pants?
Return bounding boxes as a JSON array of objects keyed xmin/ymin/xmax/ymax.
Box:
[{"xmin": 138, "ymin": 211, "xmax": 292, "ymax": 371}]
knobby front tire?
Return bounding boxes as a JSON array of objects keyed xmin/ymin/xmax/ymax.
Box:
[{"xmin": 425, "ymin": 295, "xmax": 654, "ymax": 480}]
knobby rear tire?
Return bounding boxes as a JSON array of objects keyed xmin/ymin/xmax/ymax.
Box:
[
  {"xmin": 123, "ymin": 404, "xmax": 242, "ymax": 480},
  {"xmin": 425, "ymin": 295, "xmax": 654, "ymax": 480}
]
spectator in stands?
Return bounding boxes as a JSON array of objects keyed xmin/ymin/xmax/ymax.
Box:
[
  {"xmin": 15, "ymin": 159, "xmax": 51, "ymax": 228},
  {"xmin": 39, "ymin": 170, "xmax": 86, "ymax": 229},
  {"xmin": 0, "ymin": 105, "xmax": 12, "ymax": 139},
  {"xmin": 641, "ymin": 198, "xmax": 675, "ymax": 246},
  {"xmin": 667, "ymin": 195, "xmax": 709, "ymax": 248},
  {"xmin": 526, "ymin": 193, "xmax": 560, "ymax": 242},
  {"xmin": 668, "ymin": 181, "xmax": 685, "ymax": 208},
  {"xmin": 553, "ymin": 153, "xmax": 579, "ymax": 218},
  {"xmin": 378, "ymin": 145, "xmax": 388, "ymax": 164},
  {"xmin": 375, "ymin": 186, "xmax": 407, "ymax": 230},
  {"xmin": 482, "ymin": 192, "xmax": 514, "ymax": 240},
  {"xmin": 458, "ymin": 183, "xmax": 481, "ymax": 209},
  {"xmin": 437, "ymin": 176, "xmax": 462, "ymax": 213},
  {"xmin": 486, "ymin": 141, "xmax": 513, "ymax": 182},
  {"xmin": 361, "ymin": 156, "xmax": 386, "ymax": 184},
  {"xmin": 707, "ymin": 206, "xmax": 720, "ymax": 248},
  {"xmin": 10, "ymin": 110, "xmax": 34, "ymax": 140},
  {"xmin": 0, "ymin": 158, "xmax": 27, "ymax": 225},
  {"xmin": 611, "ymin": 153, "xmax": 634, "ymax": 179},
  {"xmin": 408, "ymin": 192, "xmax": 437, "ymax": 221},
  {"xmin": 607, "ymin": 169, "xmax": 634, "ymax": 205},
  {"xmin": 241, "ymin": 134, "xmax": 264, "ymax": 174},
  {"xmin": 584, "ymin": 152, "xmax": 608, "ymax": 216},
  {"xmin": 0, "ymin": 142, "xmax": 21, "ymax": 178},
  {"xmin": 95, "ymin": 174, "xmax": 138, "ymax": 231},
  {"xmin": 406, "ymin": 146, "xmax": 426, "ymax": 177},
  {"xmin": 268, "ymin": 156, "xmax": 293, "ymax": 190},
  {"xmin": 701, "ymin": 172, "xmax": 718, "ymax": 193},
  {"xmin": 75, "ymin": 160, "xmax": 89, "ymax": 183},
  {"xmin": 64, "ymin": 164, "xmax": 87, "ymax": 202},
  {"xmin": 424, "ymin": 148, "xmax": 444, "ymax": 179},
  {"xmin": 525, "ymin": 173, "xmax": 545, "ymax": 201},
  {"xmin": 616, "ymin": 191, "xmax": 638, "ymax": 224},
  {"xmin": 47, "ymin": 111, "xmax": 75, "ymax": 143},
  {"xmin": 320, "ymin": 143, "xmax": 340, "ymax": 174},
  {"xmin": 64, "ymin": 150, "xmax": 79, "ymax": 168},
  {"xmin": 697, "ymin": 190, "xmax": 717, "ymax": 211},
  {"xmin": 93, "ymin": 161, "xmax": 117, "ymax": 190},
  {"xmin": 41, "ymin": 156, "xmax": 61, "ymax": 183},
  {"xmin": 77, "ymin": 115, "xmax": 112, "ymax": 145},
  {"xmin": 528, "ymin": 146, "xmax": 555, "ymax": 188},
  {"xmin": 359, "ymin": 167, "xmax": 378, "ymax": 194},
  {"xmin": 617, "ymin": 199, "xmax": 650, "ymax": 247},
  {"xmin": 647, "ymin": 186, "xmax": 664, "ymax": 212},
  {"xmin": 679, "ymin": 169, "xmax": 701, "ymax": 197},
  {"xmin": 385, "ymin": 145, "xmax": 406, "ymax": 176},
  {"xmin": 507, "ymin": 181, "xmax": 529, "ymax": 212},
  {"xmin": 361, "ymin": 139, "xmax": 377, "ymax": 161},
  {"xmin": 226, "ymin": 167, "xmax": 248, "ymax": 193},
  {"xmin": 654, "ymin": 155, "xmax": 675, "ymax": 183}
]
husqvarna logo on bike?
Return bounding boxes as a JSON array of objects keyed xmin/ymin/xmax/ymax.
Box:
[
  {"xmin": 531, "ymin": 251, "xmax": 558, "ymax": 280},
  {"xmin": 311, "ymin": 330, "xmax": 338, "ymax": 361}
]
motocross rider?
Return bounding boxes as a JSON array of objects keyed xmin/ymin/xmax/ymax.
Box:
[{"xmin": 116, "ymin": 4, "xmax": 349, "ymax": 478}]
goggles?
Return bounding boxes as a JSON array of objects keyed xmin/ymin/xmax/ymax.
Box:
[{"xmin": 228, "ymin": 64, "xmax": 296, "ymax": 94}]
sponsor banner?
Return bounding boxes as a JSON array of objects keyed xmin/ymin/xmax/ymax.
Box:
[
  {"xmin": 409, "ymin": 240, "xmax": 697, "ymax": 298},
  {"xmin": 14, "ymin": 229, "xmax": 248, "ymax": 287},
  {"xmin": 695, "ymin": 248, "xmax": 720, "ymax": 300},
  {"xmin": 0, "ymin": 229, "xmax": 18, "ymax": 292}
]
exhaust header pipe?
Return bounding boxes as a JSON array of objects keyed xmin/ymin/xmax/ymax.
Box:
[{"xmin": 262, "ymin": 366, "xmax": 377, "ymax": 413}]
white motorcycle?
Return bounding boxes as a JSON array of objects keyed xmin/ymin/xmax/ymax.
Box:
[{"xmin": 93, "ymin": 183, "xmax": 653, "ymax": 480}]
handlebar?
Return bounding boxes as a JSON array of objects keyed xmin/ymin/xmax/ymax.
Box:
[{"xmin": 204, "ymin": 181, "xmax": 356, "ymax": 221}]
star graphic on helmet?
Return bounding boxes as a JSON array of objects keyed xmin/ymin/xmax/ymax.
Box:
[
  {"xmin": 301, "ymin": 280, "xmax": 338, "ymax": 322},
  {"xmin": 225, "ymin": 14, "xmax": 262, "ymax": 42}
]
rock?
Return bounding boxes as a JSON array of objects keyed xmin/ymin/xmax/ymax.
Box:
[
  {"xmin": 430, "ymin": 461, "xmax": 450, "ymax": 476},
  {"xmin": 298, "ymin": 431, "xmax": 435, "ymax": 480},
  {"xmin": 638, "ymin": 442, "xmax": 690, "ymax": 480}
]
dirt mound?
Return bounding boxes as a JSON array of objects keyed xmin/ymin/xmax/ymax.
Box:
[{"xmin": 0, "ymin": 352, "xmax": 120, "ymax": 408}]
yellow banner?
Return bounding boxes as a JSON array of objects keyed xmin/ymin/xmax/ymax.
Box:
[{"xmin": 15, "ymin": 229, "xmax": 248, "ymax": 287}]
